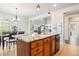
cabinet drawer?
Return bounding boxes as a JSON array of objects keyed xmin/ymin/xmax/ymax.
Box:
[
  {"xmin": 31, "ymin": 40, "xmax": 43, "ymax": 48},
  {"xmin": 31, "ymin": 46, "xmax": 43, "ymax": 56},
  {"xmin": 35, "ymin": 52, "xmax": 43, "ymax": 56}
]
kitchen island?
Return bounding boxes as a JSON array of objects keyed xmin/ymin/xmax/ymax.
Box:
[{"xmin": 16, "ymin": 34, "xmax": 60, "ymax": 56}]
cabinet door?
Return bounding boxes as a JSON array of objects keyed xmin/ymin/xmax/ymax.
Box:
[
  {"xmin": 43, "ymin": 37, "xmax": 50, "ymax": 56},
  {"xmin": 50, "ymin": 36, "xmax": 55, "ymax": 55},
  {"xmin": 44, "ymin": 46, "xmax": 50, "ymax": 56}
]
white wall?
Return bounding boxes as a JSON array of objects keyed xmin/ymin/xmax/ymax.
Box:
[{"xmin": 64, "ymin": 17, "xmax": 70, "ymax": 40}]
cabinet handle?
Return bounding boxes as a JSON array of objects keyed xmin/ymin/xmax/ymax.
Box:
[
  {"xmin": 36, "ymin": 49, "xmax": 39, "ymax": 52},
  {"xmin": 36, "ymin": 43, "xmax": 39, "ymax": 45}
]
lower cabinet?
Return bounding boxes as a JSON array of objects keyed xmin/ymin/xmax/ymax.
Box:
[
  {"xmin": 31, "ymin": 46, "xmax": 43, "ymax": 56},
  {"xmin": 30, "ymin": 39, "xmax": 43, "ymax": 56},
  {"xmin": 17, "ymin": 40, "xmax": 30, "ymax": 56},
  {"xmin": 35, "ymin": 52, "xmax": 43, "ymax": 56},
  {"xmin": 50, "ymin": 36, "xmax": 55, "ymax": 55},
  {"xmin": 43, "ymin": 37, "xmax": 50, "ymax": 56},
  {"xmin": 44, "ymin": 46, "xmax": 50, "ymax": 56},
  {"xmin": 17, "ymin": 35, "xmax": 60, "ymax": 56}
]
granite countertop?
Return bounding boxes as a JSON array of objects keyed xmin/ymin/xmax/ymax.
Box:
[{"xmin": 17, "ymin": 33, "xmax": 58, "ymax": 42}]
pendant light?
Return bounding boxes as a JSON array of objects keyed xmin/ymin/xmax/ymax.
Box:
[
  {"xmin": 48, "ymin": 3, "xmax": 50, "ymax": 14},
  {"xmin": 16, "ymin": 8, "xmax": 18, "ymax": 21},
  {"xmin": 48, "ymin": 11, "xmax": 50, "ymax": 14},
  {"xmin": 12, "ymin": 8, "xmax": 20, "ymax": 21},
  {"xmin": 15, "ymin": 8, "xmax": 19, "ymax": 38},
  {"xmin": 36, "ymin": 4, "xmax": 40, "ymax": 11},
  {"xmin": 12, "ymin": 8, "xmax": 17, "ymax": 21}
]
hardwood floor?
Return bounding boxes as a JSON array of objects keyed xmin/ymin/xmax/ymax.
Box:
[
  {"xmin": 0, "ymin": 43, "xmax": 17, "ymax": 56},
  {"xmin": 0, "ymin": 43, "xmax": 79, "ymax": 56},
  {"xmin": 54, "ymin": 43, "xmax": 79, "ymax": 56}
]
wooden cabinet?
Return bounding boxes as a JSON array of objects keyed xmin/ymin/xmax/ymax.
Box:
[
  {"xmin": 17, "ymin": 35, "xmax": 60, "ymax": 56},
  {"xmin": 17, "ymin": 40, "xmax": 25, "ymax": 56},
  {"xmin": 50, "ymin": 36, "xmax": 55, "ymax": 55},
  {"xmin": 43, "ymin": 37, "xmax": 50, "ymax": 46},
  {"xmin": 43, "ymin": 37, "xmax": 50, "ymax": 56},
  {"xmin": 43, "ymin": 46, "xmax": 50, "ymax": 56},
  {"xmin": 17, "ymin": 40, "xmax": 30, "ymax": 56},
  {"xmin": 31, "ymin": 40, "xmax": 43, "ymax": 49},
  {"xmin": 30, "ymin": 40, "xmax": 43, "ymax": 56},
  {"xmin": 35, "ymin": 52, "xmax": 43, "ymax": 56},
  {"xmin": 31, "ymin": 46, "xmax": 43, "ymax": 56}
]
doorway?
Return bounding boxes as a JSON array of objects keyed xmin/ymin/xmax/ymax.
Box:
[{"xmin": 69, "ymin": 21, "xmax": 79, "ymax": 45}]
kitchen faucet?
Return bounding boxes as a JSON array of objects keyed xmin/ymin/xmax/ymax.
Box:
[{"xmin": 38, "ymin": 25, "xmax": 46, "ymax": 34}]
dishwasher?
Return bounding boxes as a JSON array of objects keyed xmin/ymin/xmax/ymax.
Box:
[{"xmin": 55, "ymin": 34, "xmax": 60, "ymax": 53}]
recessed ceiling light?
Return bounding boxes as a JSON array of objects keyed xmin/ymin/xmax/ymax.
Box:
[{"xmin": 53, "ymin": 4, "xmax": 57, "ymax": 7}]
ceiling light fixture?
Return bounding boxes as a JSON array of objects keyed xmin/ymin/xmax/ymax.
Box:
[
  {"xmin": 36, "ymin": 4, "xmax": 40, "ymax": 11},
  {"xmin": 53, "ymin": 4, "xmax": 57, "ymax": 7},
  {"xmin": 48, "ymin": 3, "xmax": 51, "ymax": 15},
  {"xmin": 16, "ymin": 8, "xmax": 18, "ymax": 21},
  {"xmin": 48, "ymin": 11, "xmax": 50, "ymax": 14},
  {"xmin": 12, "ymin": 8, "xmax": 20, "ymax": 21}
]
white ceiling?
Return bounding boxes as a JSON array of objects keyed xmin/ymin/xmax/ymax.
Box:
[
  {"xmin": 64, "ymin": 9, "xmax": 79, "ymax": 16},
  {"xmin": 0, "ymin": 3, "xmax": 78, "ymax": 18}
]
